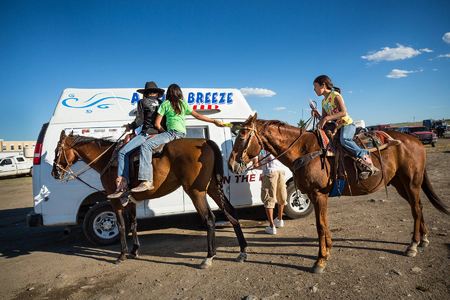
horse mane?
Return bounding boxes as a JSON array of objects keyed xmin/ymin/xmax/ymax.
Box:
[
  {"xmin": 68, "ymin": 135, "xmax": 114, "ymax": 147},
  {"xmin": 257, "ymin": 119, "xmax": 302, "ymax": 134}
]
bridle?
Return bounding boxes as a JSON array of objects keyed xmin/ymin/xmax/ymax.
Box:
[
  {"xmin": 235, "ymin": 122, "xmax": 306, "ymax": 172},
  {"xmin": 54, "ymin": 132, "xmax": 126, "ymax": 191}
]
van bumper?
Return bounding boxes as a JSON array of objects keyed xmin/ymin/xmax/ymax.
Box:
[{"xmin": 27, "ymin": 211, "xmax": 43, "ymax": 227}]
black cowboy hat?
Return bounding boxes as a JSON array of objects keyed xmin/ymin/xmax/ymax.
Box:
[{"xmin": 137, "ymin": 81, "xmax": 165, "ymax": 95}]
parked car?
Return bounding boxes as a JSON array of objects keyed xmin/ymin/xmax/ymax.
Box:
[
  {"xmin": 0, "ymin": 155, "xmax": 33, "ymax": 178},
  {"xmin": 395, "ymin": 126, "xmax": 437, "ymax": 147}
]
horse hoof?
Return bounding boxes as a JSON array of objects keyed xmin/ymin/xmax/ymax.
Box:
[
  {"xmin": 419, "ymin": 240, "xmax": 429, "ymax": 248},
  {"xmin": 128, "ymin": 253, "xmax": 139, "ymax": 259},
  {"xmin": 312, "ymin": 263, "xmax": 326, "ymax": 274},
  {"xmin": 405, "ymin": 249, "xmax": 417, "ymax": 257},
  {"xmin": 199, "ymin": 257, "xmax": 214, "ymax": 269},
  {"xmin": 236, "ymin": 252, "xmax": 247, "ymax": 263}
]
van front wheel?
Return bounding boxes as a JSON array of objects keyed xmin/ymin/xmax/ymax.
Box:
[
  {"xmin": 83, "ymin": 202, "xmax": 122, "ymax": 246},
  {"xmin": 284, "ymin": 181, "xmax": 313, "ymax": 219}
]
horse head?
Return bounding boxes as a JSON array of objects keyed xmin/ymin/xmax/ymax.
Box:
[
  {"xmin": 228, "ymin": 113, "xmax": 264, "ymax": 174},
  {"xmin": 51, "ymin": 130, "xmax": 80, "ymax": 180}
]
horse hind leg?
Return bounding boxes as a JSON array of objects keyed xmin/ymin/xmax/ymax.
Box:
[
  {"xmin": 208, "ymin": 179, "xmax": 248, "ymax": 262},
  {"xmin": 187, "ymin": 190, "xmax": 217, "ymax": 269},
  {"xmin": 391, "ymin": 178, "xmax": 424, "ymax": 257}
]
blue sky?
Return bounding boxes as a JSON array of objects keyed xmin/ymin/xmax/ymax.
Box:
[{"xmin": 1, "ymin": 0, "xmax": 449, "ymax": 140}]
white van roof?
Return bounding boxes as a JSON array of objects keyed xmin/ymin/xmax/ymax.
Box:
[{"xmin": 51, "ymin": 88, "xmax": 253, "ymax": 124}]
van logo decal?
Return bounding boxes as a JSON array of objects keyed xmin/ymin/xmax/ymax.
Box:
[{"xmin": 62, "ymin": 93, "xmax": 130, "ymax": 111}]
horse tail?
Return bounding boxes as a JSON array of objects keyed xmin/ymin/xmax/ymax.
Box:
[
  {"xmin": 205, "ymin": 140, "xmax": 239, "ymax": 225},
  {"xmin": 422, "ymin": 169, "xmax": 450, "ymax": 215}
]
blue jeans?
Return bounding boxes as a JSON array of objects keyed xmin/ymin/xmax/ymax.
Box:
[
  {"xmin": 117, "ymin": 134, "xmax": 147, "ymax": 182},
  {"xmin": 139, "ymin": 130, "xmax": 185, "ymax": 181},
  {"xmin": 340, "ymin": 124, "xmax": 368, "ymax": 158}
]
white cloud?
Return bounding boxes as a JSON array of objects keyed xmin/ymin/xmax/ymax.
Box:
[
  {"xmin": 443, "ymin": 32, "xmax": 450, "ymax": 44},
  {"xmin": 362, "ymin": 44, "xmax": 426, "ymax": 62},
  {"xmin": 386, "ymin": 69, "xmax": 422, "ymax": 79},
  {"xmin": 419, "ymin": 48, "xmax": 433, "ymax": 53},
  {"xmin": 436, "ymin": 53, "xmax": 450, "ymax": 58},
  {"xmin": 274, "ymin": 106, "xmax": 286, "ymax": 111},
  {"xmin": 240, "ymin": 87, "xmax": 276, "ymax": 97}
]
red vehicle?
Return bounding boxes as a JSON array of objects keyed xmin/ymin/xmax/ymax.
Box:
[{"xmin": 396, "ymin": 126, "xmax": 437, "ymax": 147}]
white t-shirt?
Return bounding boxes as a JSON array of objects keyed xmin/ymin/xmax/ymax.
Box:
[{"xmin": 258, "ymin": 150, "xmax": 284, "ymax": 175}]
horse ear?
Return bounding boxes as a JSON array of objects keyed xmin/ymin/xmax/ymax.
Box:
[
  {"xmin": 252, "ymin": 112, "xmax": 258, "ymax": 120},
  {"xmin": 69, "ymin": 130, "xmax": 74, "ymax": 136},
  {"xmin": 60, "ymin": 130, "xmax": 66, "ymax": 139}
]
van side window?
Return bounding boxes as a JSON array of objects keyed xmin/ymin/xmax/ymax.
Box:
[
  {"xmin": 16, "ymin": 157, "xmax": 25, "ymax": 162},
  {"xmin": 1, "ymin": 159, "xmax": 12, "ymax": 166},
  {"xmin": 186, "ymin": 127, "xmax": 209, "ymax": 139}
]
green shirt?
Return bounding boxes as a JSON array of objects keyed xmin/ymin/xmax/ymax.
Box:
[{"xmin": 157, "ymin": 100, "xmax": 193, "ymax": 134}]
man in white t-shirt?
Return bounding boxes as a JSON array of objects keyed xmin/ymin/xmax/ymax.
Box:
[{"xmin": 254, "ymin": 150, "xmax": 287, "ymax": 235}]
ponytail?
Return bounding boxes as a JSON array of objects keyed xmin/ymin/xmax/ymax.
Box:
[{"xmin": 314, "ymin": 75, "xmax": 342, "ymax": 94}]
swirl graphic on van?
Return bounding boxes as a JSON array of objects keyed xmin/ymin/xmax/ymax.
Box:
[{"xmin": 62, "ymin": 93, "xmax": 130, "ymax": 110}]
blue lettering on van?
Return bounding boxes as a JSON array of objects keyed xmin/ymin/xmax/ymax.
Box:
[
  {"xmin": 131, "ymin": 92, "xmax": 139, "ymax": 105},
  {"xmin": 196, "ymin": 93, "xmax": 204, "ymax": 104},
  {"xmin": 187, "ymin": 93, "xmax": 195, "ymax": 104},
  {"xmin": 62, "ymin": 93, "xmax": 130, "ymax": 110},
  {"xmin": 205, "ymin": 93, "xmax": 211, "ymax": 104},
  {"xmin": 186, "ymin": 92, "xmax": 233, "ymax": 105}
]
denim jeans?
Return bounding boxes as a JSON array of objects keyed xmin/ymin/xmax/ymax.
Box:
[
  {"xmin": 139, "ymin": 130, "xmax": 185, "ymax": 181},
  {"xmin": 339, "ymin": 123, "xmax": 368, "ymax": 158},
  {"xmin": 117, "ymin": 134, "xmax": 147, "ymax": 181}
]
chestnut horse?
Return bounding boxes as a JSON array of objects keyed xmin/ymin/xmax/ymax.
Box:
[
  {"xmin": 51, "ymin": 131, "xmax": 247, "ymax": 268},
  {"xmin": 228, "ymin": 114, "xmax": 449, "ymax": 273}
]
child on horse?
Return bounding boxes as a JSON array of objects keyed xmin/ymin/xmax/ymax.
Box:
[
  {"xmin": 108, "ymin": 81, "xmax": 164, "ymax": 199},
  {"xmin": 130, "ymin": 83, "xmax": 226, "ymax": 192},
  {"xmin": 312, "ymin": 75, "xmax": 379, "ymax": 176}
]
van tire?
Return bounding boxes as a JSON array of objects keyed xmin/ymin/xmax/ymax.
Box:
[
  {"xmin": 83, "ymin": 202, "xmax": 128, "ymax": 246},
  {"xmin": 284, "ymin": 181, "xmax": 313, "ymax": 219}
]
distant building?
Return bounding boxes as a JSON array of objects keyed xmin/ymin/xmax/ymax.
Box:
[{"xmin": 0, "ymin": 140, "xmax": 36, "ymax": 157}]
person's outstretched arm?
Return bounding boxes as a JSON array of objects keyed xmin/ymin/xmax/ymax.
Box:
[{"xmin": 191, "ymin": 110, "xmax": 225, "ymax": 127}]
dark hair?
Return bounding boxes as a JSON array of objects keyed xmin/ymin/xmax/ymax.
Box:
[
  {"xmin": 313, "ymin": 75, "xmax": 341, "ymax": 94},
  {"xmin": 165, "ymin": 84, "xmax": 183, "ymax": 114}
]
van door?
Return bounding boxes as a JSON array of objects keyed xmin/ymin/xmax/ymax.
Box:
[{"xmin": 223, "ymin": 127, "xmax": 263, "ymax": 208}]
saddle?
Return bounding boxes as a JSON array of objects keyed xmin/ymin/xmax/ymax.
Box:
[{"xmin": 317, "ymin": 126, "xmax": 401, "ymax": 183}]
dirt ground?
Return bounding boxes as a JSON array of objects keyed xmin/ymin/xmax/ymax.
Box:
[{"xmin": 0, "ymin": 140, "xmax": 449, "ymax": 300}]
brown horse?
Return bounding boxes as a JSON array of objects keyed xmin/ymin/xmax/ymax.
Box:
[
  {"xmin": 228, "ymin": 114, "xmax": 449, "ymax": 273},
  {"xmin": 51, "ymin": 130, "xmax": 247, "ymax": 268}
]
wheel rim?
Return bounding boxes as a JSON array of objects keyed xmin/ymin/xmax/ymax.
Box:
[
  {"xmin": 289, "ymin": 189, "xmax": 311, "ymax": 213},
  {"xmin": 93, "ymin": 211, "xmax": 119, "ymax": 240}
]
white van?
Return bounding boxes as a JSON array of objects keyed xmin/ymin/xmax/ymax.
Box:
[{"xmin": 28, "ymin": 88, "xmax": 312, "ymax": 244}]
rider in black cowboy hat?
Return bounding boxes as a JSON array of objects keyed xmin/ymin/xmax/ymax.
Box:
[{"xmin": 108, "ymin": 81, "xmax": 164, "ymax": 199}]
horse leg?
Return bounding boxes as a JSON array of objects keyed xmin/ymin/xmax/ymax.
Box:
[
  {"xmin": 391, "ymin": 179, "xmax": 425, "ymax": 257},
  {"xmin": 187, "ymin": 190, "xmax": 217, "ymax": 269},
  {"xmin": 207, "ymin": 180, "xmax": 248, "ymax": 262},
  {"xmin": 115, "ymin": 206, "xmax": 128, "ymax": 264},
  {"xmin": 127, "ymin": 202, "xmax": 140, "ymax": 259},
  {"xmin": 419, "ymin": 213, "xmax": 430, "ymax": 248},
  {"xmin": 311, "ymin": 192, "xmax": 331, "ymax": 273}
]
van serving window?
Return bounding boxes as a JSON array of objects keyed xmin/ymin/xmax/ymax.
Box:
[{"xmin": 186, "ymin": 126, "xmax": 209, "ymax": 139}]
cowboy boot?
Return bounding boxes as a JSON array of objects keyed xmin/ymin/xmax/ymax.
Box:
[
  {"xmin": 107, "ymin": 177, "xmax": 129, "ymax": 199},
  {"xmin": 131, "ymin": 180, "xmax": 154, "ymax": 193},
  {"xmin": 358, "ymin": 154, "xmax": 380, "ymax": 180}
]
